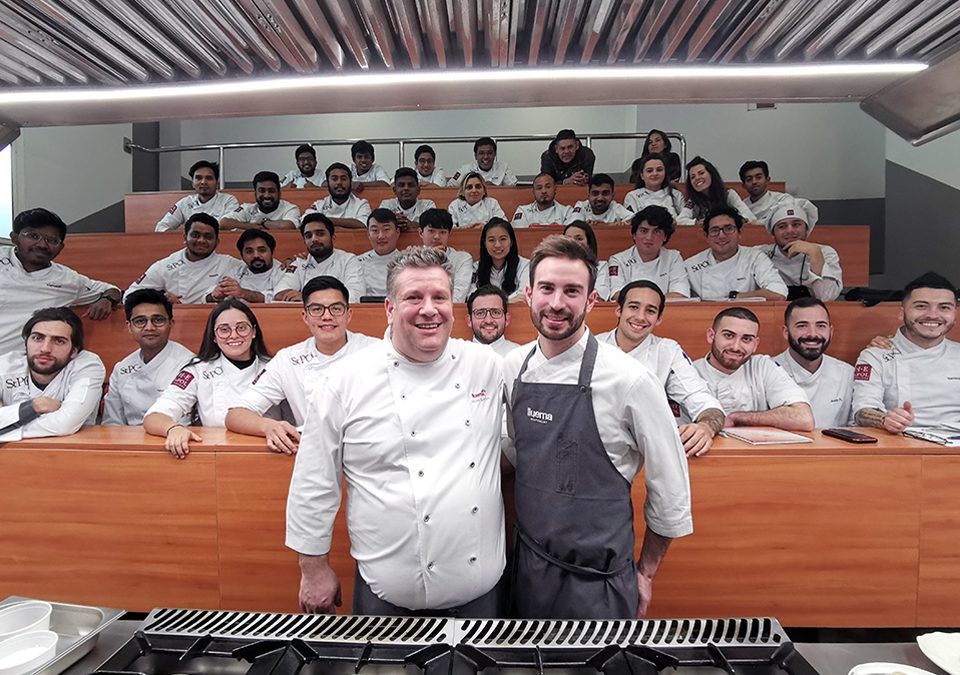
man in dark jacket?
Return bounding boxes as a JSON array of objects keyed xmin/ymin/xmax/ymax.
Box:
[{"xmin": 540, "ymin": 129, "xmax": 596, "ymax": 186}]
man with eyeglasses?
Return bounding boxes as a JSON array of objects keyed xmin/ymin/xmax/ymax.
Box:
[
  {"xmin": 126, "ymin": 213, "xmax": 244, "ymax": 305},
  {"xmin": 0, "ymin": 208, "xmax": 121, "ymax": 355},
  {"xmin": 273, "ymin": 213, "xmax": 365, "ymax": 304},
  {"xmin": 357, "ymin": 209, "xmax": 402, "ymax": 298},
  {"xmin": 102, "ymin": 289, "xmax": 195, "ymax": 426},
  {"xmin": 466, "ymin": 286, "xmax": 519, "ymax": 357},
  {"xmin": 226, "ymin": 276, "xmax": 378, "ymax": 453},
  {"xmin": 607, "ymin": 206, "xmax": 690, "ymax": 300},
  {"xmin": 684, "ymin": 206, "xmax": 787, "ymax": 301}
]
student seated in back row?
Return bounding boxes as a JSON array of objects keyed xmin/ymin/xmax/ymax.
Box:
[
  {"xmin": 155, "ymin": 160, "xmax": 239, "ymax": 232},
  {"xmin": 512, "ymin": 173, "xmax": 573, "ymax": 228},
  {"xmin": 280, "ymin": 144, "xmax": 323, "ymax": 189}
]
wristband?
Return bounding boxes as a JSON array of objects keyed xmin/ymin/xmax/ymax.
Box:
[{"xmin": 165, "ymin": 423, "xmax": 185, "ymax": 436}]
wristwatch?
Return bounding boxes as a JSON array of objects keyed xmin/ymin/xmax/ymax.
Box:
[{"xmin": 728, "ymin": 290, "xmax": 739, "ymax": 299}]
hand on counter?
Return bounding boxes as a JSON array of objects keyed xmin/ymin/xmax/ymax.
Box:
[
  {"xmin": 264, "ymin": 420, "xmax": 300, "ymax": 455},
  {"xmin": 166, "ymin": 424, "xmax": 202, "ymax": 459},
  {"xmin": 299, "ymin": 554, "xmax": 341, "ymax": 614}
]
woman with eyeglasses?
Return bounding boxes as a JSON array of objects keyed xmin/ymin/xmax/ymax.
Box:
[
  {"xmin": 448, "ymin": 172, "xmax": 506, "ymax": 228},
  {"xmin": 678, "ymin": 156, "xmax": 757, "ymax": 227},
  {"xmin": 623, "ymin": 154, "xmax": 686, "ymax": 222},
  {"xmin": 563, "ymin": 220, "xmax": 612, "ymax": 301},
  {"xmin": 469, "ymin": 218, "xmax": 529, "ymax": 301},
  {"xmin": 144, "ymin": 298, "xmax": 274, "ymax": 458}
]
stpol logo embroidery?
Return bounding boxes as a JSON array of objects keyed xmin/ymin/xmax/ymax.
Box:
[
  {"xmin": 854, "ymin": 363, "xmax": 872, "ymax": 381},
  {"xmin": 172, "ymin": 370, "xmax": 194, "ymax": 390},
  {"xmin": 608, "ymin": 265, "xmax": 619, "ymax": 277}
]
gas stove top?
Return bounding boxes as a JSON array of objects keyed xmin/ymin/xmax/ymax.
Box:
[{"xmin": 93, "ymin": 609, "xmax": 821, "ymax": 675}]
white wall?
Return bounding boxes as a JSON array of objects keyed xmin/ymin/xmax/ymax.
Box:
[
  {"xmin": 0, "ymin": 146, "xmax": 11, "ymax": 237},
  {"xmin": 11, "ymin": 123, "xmax": 132, "ymax": 225},
  {"xmin": 885, "ymin": 129, "xmax": 960, "ymax": 189}
]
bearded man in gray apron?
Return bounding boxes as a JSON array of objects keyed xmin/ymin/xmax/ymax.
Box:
[{"xmin": 503, "ymin": 235, "xmax": 693, "ymax": 619}]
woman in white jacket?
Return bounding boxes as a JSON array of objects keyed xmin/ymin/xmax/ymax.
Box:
[
  {"xmin": 447, "ymin": 172, "xmax": 506, "ymax": 228},
  {"xmin": 677, "ymin": 155, "xmax": 757, "ymax": 227},
  {"xmin": 623, "ymin": 153, "xmax": 687, "ymax": 222}
]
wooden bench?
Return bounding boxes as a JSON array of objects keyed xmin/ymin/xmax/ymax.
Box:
[
  {"xmin": 123, "ymin": 182, "xmax": 787, "ymax": 233},
  {"xmin": 55, "ymin": 224, "xmax": 870, "ymax": 292}
]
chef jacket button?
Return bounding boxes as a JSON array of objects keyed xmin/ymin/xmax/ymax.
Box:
[
  {"xmin": 411, "ymin": 431, "xmax": 416, "ymax": 437},
  {"xmin": 471, "ymin": 506, "xmax": 478, "ymax": 514},
  {"xmin": 580, "ymin": 385, "xmax": 587, "ymax": 392},
  {"xmin": 455, "ymin": 383, "xmax": 461, "ymax": 389},
  {"xmin": 393, "ymin": 361, "xmax": 399, "ymax": 367},
  {"xmin": 465, "ymin": 420, "xmax": 470, "ymax": 427},
  {"xmin": 424, "ymin": 515, "xmax": 430, "ymax": 523},
  {"xmin": 400, "ymin": 394, "xmax": 406, "ymax": 400},
  {"xmin": 418, "ymin": 470, "xmax": 424, "ymax": 477},
  {"xmin": 427, "ymin": 562, "xmax": 435, "ymax": 570},
  {"xmin": 469, "ymin": 462, "xmax": 475, "ymax": 469},
  {"xmin": 468, "ymin": 556, "xmax": 477, "ymax": 565},
  {"xmin": 451, "ymin": 354, "xmax": 456, "ymax": 360}
]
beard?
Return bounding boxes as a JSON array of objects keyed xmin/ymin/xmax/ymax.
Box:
[
  {"xmin": 248, "ymin": 257, "xmax": 270, "ymax": 273},
  {"xmin": 788, "ymin": 334, "xmax": 829, "ymax": 361},
  {"xmin": 710, "ymin": 343, "xmax": 748, "ymax": 371},
  {"xmin": 28, "ymin": 353, "xmax": 70, "ymax": 376},
  {"xmin": 532, "ymin": 305, "xmax": 587, "ymax": 342}
]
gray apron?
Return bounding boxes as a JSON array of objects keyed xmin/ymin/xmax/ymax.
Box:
[{"xmin": 510, "ymin": 334, "xmax": 639, "ymax": 619}]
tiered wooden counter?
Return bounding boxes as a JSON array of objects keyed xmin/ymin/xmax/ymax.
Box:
[{"xmin": 2, "ymin": 427, "xmax": 958, "ymax": 627}]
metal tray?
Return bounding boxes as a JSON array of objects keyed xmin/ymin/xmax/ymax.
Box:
[{"xmin": 0, "ymin": 596, "xmax": 123, "ymax": 675}]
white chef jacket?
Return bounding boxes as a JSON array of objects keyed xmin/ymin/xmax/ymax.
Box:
[
  {"xmin": 448, "ymin": 160, "xmax": 518, "ymax": 187},
  {"xmin": 237, "ymin": 260, "xmax": 288, "ymax": 303},
  {"xmin": 357, "ymin": 248, "xmax": 399, "ymax": 297},
  {"xmin": 623, "ymin": 188, "xmax": 686, "ymax": 221},
  {"xmin": 125, "ymin": 249, "xmax": 244, "ymax": 305},
  {"xmin": 351, "ymin": 163, "xmax": 392, "ymax": 184},
  {"xmin": 286, "ymin": 338, "xmax": 506, "ymax": 610},
  {"xmin": 607, "ymin": 246, "xmax": 691, "ymax": 297},
  {"xmin": 597, "ymin": 330, "xmax": 722, "ymax": 422},
  {"xmin": 0, "ymin": 245, "xmax": 119, "ymax": 356},
  {"xmin": 146, "ymin": 353, "xmax": 272, "ymax": 427},
  {"xmin": 677, "ymin": 189, "xmax": 757, "ymax": 224},
  {"xmin": 235, "ymin": 333, "xmax": 379, "ymax": 426},
  {"xmin": 684, "ymin": 245, "xmax": 789, "ymax": 300},
  {"xmin": 0, "ymin": 350, "xmax": 105, "ymax": 441},
  {"xmin": 569, "ymin": 200, "xmax": 633, "ymax": 224},
  {"xmin": 748, "ymin": 190, "xmax": 790, "ymax": 225},
  {"xmin": 760, "ymin": 243, "xmax": 843, "ymax": 301},
  {"xmin": 852, "ymin": 330, "xmax": 960, "ymax": 428},
  {"xmin": 228, "ymin": 200, "xmax": 301, "ymax": 228},
  {"xmin": 102, "ymin": 340, "xmax": 195, "ymax": 426},
  {"xmin": 447, "ymin": 197, "xmax": 506, "ymax": 229},
  {"xmin": 155, "ymin": 192, "xmax": 240, "ymax": 232},
  {"xmin": 280, "ymin": 169, "xmax": 323, "ymax": 189},
  {"xmin": 418, "ymin": 169, "xmax": 447, "ymax": 186},
  {"xmin": 272, "ymin": 249, "xmax": 365, "ymax": 304},
  {"xmin": 511, "ymin": 201, "xmax": 574, "ymax": 228},
  {"xmin": 693, "ymin": 354, "xmax": 808, "ymax": 415},
  {"xmin": 444, "ymin": 247, "xmax": 475, "ymax": 303},
  {"xmin": 305, "ymin": 194, "xmax": 372, "ymax": 223},
  {"xmin": 774, "ymin": 350, "xmax": 854, "ymax": 428},
  {"xmin": 378, "ymin": 198, "xmax": 437, "ymax": 224},
  {"xmin": 469, "ymin": 257, "xmax": 530, "ymax": 301},
  {"xmin": 473, "ymin": 335, "xmax": 520, "ymax": 358},
  {"xmin": 595, "ymin": 260, "xmax": 612, "ymax": 301},
  {"xmin": 503, "ymin": 330, "xmax": 692, "ymax": 538}
]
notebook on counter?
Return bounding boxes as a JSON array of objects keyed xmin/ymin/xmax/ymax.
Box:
[
  {"xmin": 904, "ymin": 423, "xmax": 960, "ymax": 447},
  {"xmin": 720, "ymin": 427, "xmax": 814, "ymax": 445}
]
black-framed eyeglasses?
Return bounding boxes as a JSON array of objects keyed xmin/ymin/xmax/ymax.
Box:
[
  {"xmin": 19, "ymin": 230, "xmax": 62, "ymax": 247},
  {"xmin": 215, "ymin": 322, "xmax": 253, "ymax": 338},
  {"xmin": 707, "ymin": 224, "xmax": 738, "ymax": 237},
  {"xmin": 305, "ymin": 302, "xmax": 347, "ymax": 317},
  {"xmin": 471, "ymin": 308, "xmax": 504, "ymax": 319},
  {"xmin": 130, "ymin": 315, "xmax": 169, "ymax": 328}
]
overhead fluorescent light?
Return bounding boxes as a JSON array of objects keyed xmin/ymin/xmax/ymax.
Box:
[{"xmin": 0, "ymin": 62, "xmax": 927, "ymax": 105}]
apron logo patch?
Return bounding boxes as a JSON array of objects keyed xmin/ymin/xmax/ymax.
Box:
[
  {"xmin": 526, "ymin": 407, "xmax": 553, "ymax": 424},
  {"xmin": 172, "ymin": 370, "xmax": 194, "ymax": 389},
  {"xmin": 854, "ymin": 363, "xmax": 872, "ymax": 381}
]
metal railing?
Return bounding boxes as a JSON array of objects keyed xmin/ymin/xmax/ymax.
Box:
[{"xmin": 123, "ymin": 132, "xmax": 687, "ymax": 187}]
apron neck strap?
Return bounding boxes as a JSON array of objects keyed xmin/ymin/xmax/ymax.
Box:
[{"xmin": 578, "ymin": 333, "xmax": 598, "ymax": 388}]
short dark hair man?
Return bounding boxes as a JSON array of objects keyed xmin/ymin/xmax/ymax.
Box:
[
  {"xmin": 418, "ymin": 208, "xmax": 473, "ymax": 302},
  {"xmin": 0, "ymin": 207, "xmax": 121, "ymax": 354},
  {"xmin": 775, "ymin": 297, "xmax": 853, "ymax": 428},
  {"xmin": 511, "ymin": 173, "xmax": 573, "ymax": 227},
  {"xmin": 208, "ymin": 228, "xmax": 287, "ymax": 303},
  {"xmin": 570, "ymin": 173, "xmax": 632, "ymax": 227},
  {"xmin": 281, "ymin": 144, "xmax": 322, "ymax": 189},
  {"xmin": 503, "ymin": 234, "xmax": 692, "ymax": 619},
  {"xmin": 350, "ymin": 140, "xmax": 391, "ymax": 190},
  {"xmin": 358, "ymin": 209, "xmax": 402, "ymax": 297},
  {"xmin": 598, "ymin": 280, "xmax": 724, "ymax": 457},
  {"xmin": 305, "ymin": 162, "xmax": 371, "ymax": 229},
  {"xmin": 693, "ymin": 307, "xmax": 814, "ymax": 431},
  {"xmin": 0, "ymin": 307, "xmax": 105, "ymax": 440},
  {"xmin": 273, "ymin": 213, "xmax": 364, "ymax": 303},
  {"xmin": 684, "ymin": 206, "xmax": 788, "ymax": 301},
  {"xmin": 127, "ymin": 212, "xmax": 244, "ymax": 304},
  {"xmin": 378, "ymin": 167, "xmax": 437, "ymax": 229},
  {"xmin": 102, "ymin": 290, "xmax": 195, "ymax": 426},
  {"xmin": 448, "ymin": 136, "xmax": 518, "ymax": 187},
  {"xmin": 539, "ymin": 129, "xmax": 596, "ymax": 186},
  {"xmin": 155, "ymin": 160, "xmax": 239, "ymax": 232},
  {"xmin": 608, "ymin": 205, "xmax": 689, "ymax": 299},
  {"xmin": 414, "ymin": 144, "xmax": 446, "ymax": 186},
  {"xmin": 761, "ymin": 198, "xmax": 840, "ymax": 301},
  {"xmin": 466, "ymin": 286, "xmax": 519, "ymax": 357},
  {"xmin": 220, "ymin": 171, "xmax": 301, "ymax": 231},
  {"xmin": 853, "ymin": 272, "xmax": 960, "ymax": 433}
]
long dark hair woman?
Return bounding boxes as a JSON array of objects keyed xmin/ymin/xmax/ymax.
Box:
[
  {"xmin": 679, "ymin": 156, "xmax": 757, "ymax": 226},
  {"xmin": 640, "ymin": 129, "xmax": 682, "ymax": 183},
  {"xmin": 471, "ymin": 217, "xmax": 529, "ymax": 300}
]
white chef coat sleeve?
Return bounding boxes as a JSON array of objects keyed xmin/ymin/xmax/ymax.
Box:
[
  {"xmin": 434, "ymin": 168, "xmax": 447, "ymax": 185},
  {"xmin": 279, "ymin": 171, "xmax": 295, "ymax": 188},
  {"xmin": 667, "ymin": 253, "xmax": 691, "ymax": 297},
  {"xmin": 851, "ymin": 348, "xmax": 887, "ymax": 416},
  {"xmin": 502, "ymin": 166, "xmax": 519, "ymax": 186},
  {"xmin": 514, "ymin": 258, "xmax": 531, "ymax": 299},
  {"xmin": 342, "ymin": 254, "xmax": 366, "ymax": 303},
  {"xmin": 355, "ymin": 199, "xmax": 372, "ymax": 223},
  {"xmin": 491, "ymin": 199, "xmax": 506, "ymax": 220},
  {"xmin": 73, "ymin": 271, "xmax": 120, "ymax": 305},
  {"xmin": 448, "ymin": 202, "xmax": 464, "ymax": 229},
  {"xmin": 511, "ymin": 206, "xmax": 527, "ymax": 229},
  {"xmin": 124, "ymin": 260, "xmax": 168, "ymax": 301},
  {"xmin": 726, "ymin": 189, "xmax": 758, "ymax": 223},
  {"xmin": 279, "ymin": 202, "xmax": 302, "ymax": 228},
  {"xmin": 215, "ymin": 194, "xmax": 240, "ymax": 220},
  {"xmin": 21, "ymin": 357, "xmax": 106, "ymax": 438},
  {"xmin": 272, "ymin": 265, "xmax": 301, "ymax": 296},
  {"xmin": 146, "ymin": 365, "xmax": 199, "ymax": 422},
  {"xmin": 452, "ymin": 254, "xmax": 474, "ymax": 303},
  {"xmin": 595, "ymin": 261, "xmax": 612, "ymax": 301},
  {"xmin": 675, "ymin": 201, "xmax": 696, "ymax": 226},
  {"xmin": 101, "ymin": 366, "xmax": 125, "ymax": 426},
  {"xmin": 234, "ymin": 361, "xmax": 284, "ymax": 415},
  {"xmin": 760, "ymin": 358, "xmax": 809, "ymax": 408},
  {"xmin": 285, "ymin": 375, "xmax": 346, "ymax": 555},
  {"xmin": 606, "ymin": 251, "xmax": 627, "ymax": 298},
  {"xmin": 375, "ymin": 166, "xmax": 392, "ymax": 184},
  {"xmin": 155, "ymin": 199, "xmax": 186, "ymax": 232},
  {"xmin": 806, "ymin": 245, "xmax": 843, "ymax": 301},
  {"xmin": 665, "ymin": 347, "xmax": 723, "ymax": 420},
  {"xmin": 751, "ymin": 250, "xmax": 789, "ymax": 297},
  {"xmin": 624, "ymin": 371, "xmax": 693, "ymax": 538}
]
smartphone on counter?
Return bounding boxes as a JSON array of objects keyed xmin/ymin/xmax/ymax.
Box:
[{"xmin": 822, "ymin": 428, "xmax": 878, "ymax": 444}]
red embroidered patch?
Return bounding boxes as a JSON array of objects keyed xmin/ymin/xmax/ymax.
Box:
[
  {"xmin": 608, "ymin": 265, "xmax": 619, "ymax": 277},
  {"xmin": 854, "ymin": 363, "xmax": 872, "ymax": 381},
  {"xmin": 669, "ymin": 400, "xmax": 681, "ymax": 418},
  {"xmin": 172, "ymin": 370, "xmax": 194, "ymax": 390}
]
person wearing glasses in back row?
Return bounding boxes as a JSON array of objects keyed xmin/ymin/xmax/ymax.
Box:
[
  {"xmin": 101, "ymin": 289, "xmax": 195, "ymax": 426},
  {"xmin": 0, "ymin": 208, "xmax": 121, "ymax": 356},
  {"xmin": 226, "ymin": 276, "xmax": 379, "ymax": 455}
]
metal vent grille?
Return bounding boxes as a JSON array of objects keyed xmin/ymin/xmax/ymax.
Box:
[
  {"xmin": 454, "ymin": 617, "xmax": 787, "ymax": 648},
  {"xmin": 142, "ymin": 608, "xmax": 453, "ymax": 644}
]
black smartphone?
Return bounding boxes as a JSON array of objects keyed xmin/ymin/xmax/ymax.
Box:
[{"xmin": 822, "ymin": 428, "xmax": 878, "ymax": 444}]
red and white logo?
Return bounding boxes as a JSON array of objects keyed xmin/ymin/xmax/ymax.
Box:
[
  {"xmin": 172, "ymin": 370, "xmax": 195, "ymax": 390},
  {"xmin": 608, "ymin": 265, "xmax": 619, "ymax": 277},
  {"xmin": 854, "ymin": 363, "xmax": 872, "ymax": 381},
  {"xmin": 470, "ymin": 388, "xmax": 487, "ymax": 401}
]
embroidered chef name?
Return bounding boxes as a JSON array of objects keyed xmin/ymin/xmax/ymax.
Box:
[
  {"xmin": 470, "ymin": 388, "xmax": 487, "ymax": 401},
  {"xmin": 526, "ymin": 407, "xmax": 553, "ymax": 424}
]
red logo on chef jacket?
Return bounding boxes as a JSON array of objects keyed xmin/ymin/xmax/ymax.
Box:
[
  {"xmin": 172, "ymin": 370, "xmax": 194, "ymax": 390},
  {"xmin": 470, "ymin": 388, "xmax": 487, "ymax": 401},
  {"xmin": 854, "ymin": 363, "xmax": 872, "ymax": 381},
  {"xmin": 608, "ymin": 265, "xmax": 619, "ymax": 277},
  {"xmin": 668, "ymin": 400, "xmax": 681, "ymax": 418}
]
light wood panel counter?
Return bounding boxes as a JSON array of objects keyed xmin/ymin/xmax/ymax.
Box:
[{"xmin": 2, "ymin": 427, "xmax": 958, "ymax": 626}]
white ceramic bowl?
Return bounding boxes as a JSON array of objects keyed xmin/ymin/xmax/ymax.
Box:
[
  {"xmin": 0, "ymin": 602, "xmax": 52, "ymax": 641},
  {"xmin": 0, "ymin": 630, "xmax": 58, "ymax": 675}
]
